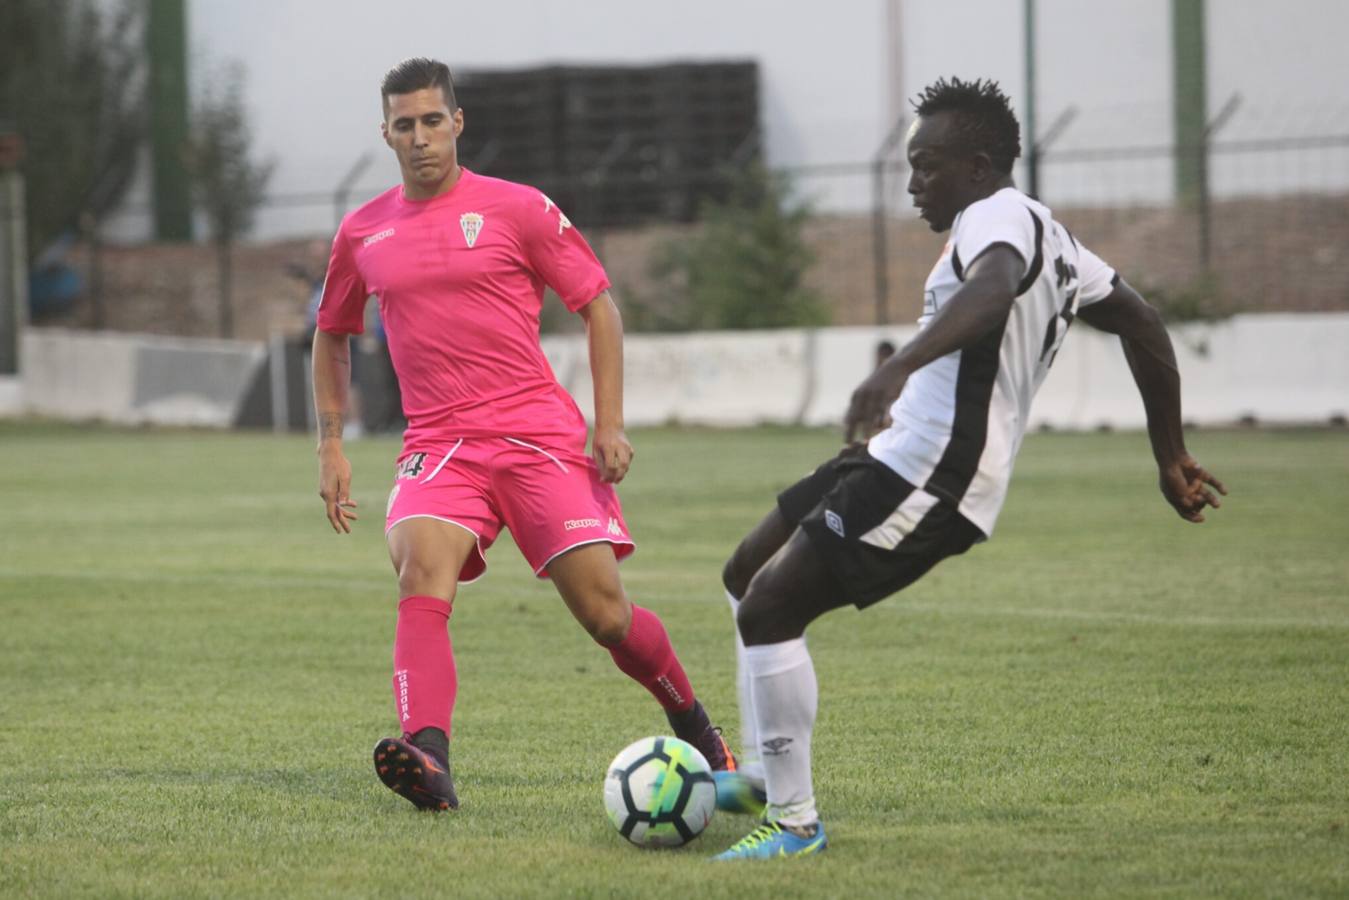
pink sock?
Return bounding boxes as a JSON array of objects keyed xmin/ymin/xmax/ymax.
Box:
[
  {"xmin": 602, "ymin": 604, "xmax": 695, "ymax": 714},
  {"xmin": 392, "ymin": 595, "xmax": 457, "ymax": 739}
]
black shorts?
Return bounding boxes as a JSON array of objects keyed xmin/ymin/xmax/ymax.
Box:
[{"xmin": 777, "ymin": 446, "xmax": 984, "ymax": 609}]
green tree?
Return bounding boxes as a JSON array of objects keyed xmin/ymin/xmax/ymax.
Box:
[
  {"xmin": 185, "ymin": 63, "xmax": 274, "ymax": 338},
  {"xmin": 630, "ymin": 165, "xmax": 825, "ymax": 332},
  {"xmin": 0, "ymin": 0, "xmax": 145, "ymax": 261}
]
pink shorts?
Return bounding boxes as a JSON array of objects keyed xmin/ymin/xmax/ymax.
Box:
[{"xmin": 384, "ymin": 437, "xmax": 634, "ymax": 583}]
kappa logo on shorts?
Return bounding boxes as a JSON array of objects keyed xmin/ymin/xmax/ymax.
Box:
[
  {"xmin": 824, "ymin": 509, "xmax": 845, "ymax": 537},
  {"xmin": 387, "ymin": 484, "xmax": 400, "ymax": 516},
  {"xmin": 607, "ymin": 518, "xmax": 623, "ymax": 536},
  {"xmin": 564, "ymin": 517, "xmax": 602, "ymax": 531}
]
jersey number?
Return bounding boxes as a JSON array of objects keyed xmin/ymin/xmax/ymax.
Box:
[{"xmin": 1039, "ymin": 255, "xmax": 1079, "ymax": 369}]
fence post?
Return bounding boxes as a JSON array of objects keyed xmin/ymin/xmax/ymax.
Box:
[
  {"xmin": 1199, "ymin": 94, "xmax": 1241, "ymax": 273},
  {"xmin": 0, "ymin": 165, "xmax": 27, "ymax": 376},
  {"xmin": 871, "ymin": 114, "xmax": 910, "ymax": 326},
  {"xmin": 1024, "ymin": 0, "xmax": 1039, "ymax": 199}
]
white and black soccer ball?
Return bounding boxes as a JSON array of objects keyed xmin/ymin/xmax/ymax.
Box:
[{"xmin": 603, "ymin": 735, "xmax": 716, "ymax": 848}]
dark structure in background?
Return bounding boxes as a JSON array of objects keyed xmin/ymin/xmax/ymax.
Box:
[
  {"xmin": 454, "ymin": 61, "xmax": 760, "ymax": 228},
  {"xmin": 148, "ymin": 0, "xmax": 192, "ymax": 241}
]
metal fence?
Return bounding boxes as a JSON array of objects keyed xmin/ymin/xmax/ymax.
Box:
[
  {"xmin": 27, "ymin": 121, "xmax": 1349, "ymax": 340},
  {"xmin": 784, "ymin": 125, "xmax": 1349, "ymax": 328}
]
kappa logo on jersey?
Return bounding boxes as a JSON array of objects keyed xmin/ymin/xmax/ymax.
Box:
[
  {"xmin": 607, "ymin": 518, "xmax": 623, "ymax": 536},
  {"xmin": 396, "ymin": 452, "xmax": 428, "ymax": 480},
  {"xmin": 363, "ymin": 228, "xmax": 395, "ymax": 247},
  {"xmin": 824, "ymin": 510, "xmax": 845, "ymax": 537},
  {"xmin": 564, "ymin": 517, "xmax": 602, "ymax": 531},
  {"xmin": 762, "ymin": 737, "xmax": 794, "ymax": 757},
  {"xmin": 540, "ymin": 193, "xmax": 573, "ymax": 235},
  {"xmin": 459, "ymin": 212, "xmax": 484, "ymax": 248}
]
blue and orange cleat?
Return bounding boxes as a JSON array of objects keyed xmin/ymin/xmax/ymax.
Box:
[
  {"xmin": 713, "ymin": 770, "xmax": 767, "ymax": 817},
  {"xmin": 712, "ymin": 820, "xmax": 828, "ymax": 861},
  {"xmin": 373, "ymin": 737, "xmax": 458, "ymax": 811}
]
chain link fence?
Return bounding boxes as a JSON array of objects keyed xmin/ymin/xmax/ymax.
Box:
[{"xmin": 24, "ymin": 107, "xmax": 1349, "ymax": 340}]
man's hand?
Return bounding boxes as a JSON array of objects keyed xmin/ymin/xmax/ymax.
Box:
[
  {"xmin": 1159, "ymin": 454, "xmax": 1227, "ymax": 523},
  {"xmin": 844, "ymin": 361, "xmax": 908, "ymax": 443},
  {"xmin": 592, "ymin": 424, "xmax": 634, "ymax": 484},
  {"xmin": 318, "ymin": 442, "xmax": 359, "ymax": 533}
]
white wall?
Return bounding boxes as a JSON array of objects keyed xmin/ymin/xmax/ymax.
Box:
[
  {"xmin": 17, "ymin": 329, "xmax": 265, "ymax": 427},
  {"xmin": 548, "ymin": 312, "xmax": 1347, "ymax": 429},
  {"xmin": 8, "ymin": 314, "xmax": 1347, "ymax": 429}
]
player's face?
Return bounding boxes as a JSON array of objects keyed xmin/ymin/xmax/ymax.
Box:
[
  {"xmin": 382, "ymin": 87, "xmax": 464, "ymax": 199},
  {"xmin": 906, "ymin": 111, "xmax": 984, "ymax": 233}
]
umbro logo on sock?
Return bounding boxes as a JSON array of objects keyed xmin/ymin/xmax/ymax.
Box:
[{"xmin": 762, "ymin": 736, "xmax": 793, "ymax": 756}]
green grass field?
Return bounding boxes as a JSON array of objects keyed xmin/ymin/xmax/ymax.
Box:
[{"xmin": 1, "ymin": 422, "xmax": 1345, "ymax": 898}]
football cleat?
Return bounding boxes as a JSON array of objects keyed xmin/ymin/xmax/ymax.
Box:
[
  {"xmin": 667, "ymin": 701, "xmax": 737, "ymax": 772},
  {"xmin": 373, "ymin": 737, "xmax": 459, "ymax": 811},
  {"xmin": 712, "ymin": 820, "xmax": 828, "ymax": 861},
  {"xmin": 712, "ymin": 770, "xmax": 767, "ymax": 817}
]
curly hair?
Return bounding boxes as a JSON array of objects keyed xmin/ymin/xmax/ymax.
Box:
[{"xmin": 911, "ymin": 77, "xmax": 1021, "ymax": 174}]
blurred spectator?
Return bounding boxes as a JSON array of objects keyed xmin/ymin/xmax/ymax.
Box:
[{"xmin": 288, "ymin": 239, "xmax": 404, "ymax": 435}]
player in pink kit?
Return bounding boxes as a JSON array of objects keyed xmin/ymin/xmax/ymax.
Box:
[{"xmin": 312, "ymin": 58, "xmax": 735, "ymax": 811}]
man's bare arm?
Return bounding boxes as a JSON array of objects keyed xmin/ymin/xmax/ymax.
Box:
[
  {"xmin": 1077, "ymin": 279, "xmax": 1227, "ymax": 522},
  {"xmin": 312, "ymin": 329, "xmax": 359, "ymax": 532},
  {"xmin": 845, "ymin": 244, "xmax": 1024, "ymax": 441},
  {"xmin": 577, "ymin": 291, "xmax": 633, "ymax": 484}
]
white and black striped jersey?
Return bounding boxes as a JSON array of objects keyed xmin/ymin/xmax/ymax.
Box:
[{"xmin": 868, "ymin": 187, "xmax": 1118, "ymax": 537}]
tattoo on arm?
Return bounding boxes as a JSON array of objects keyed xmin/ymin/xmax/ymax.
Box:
[{"xmin": 319, "ymin": 412, "xmax": 344, "ymax": 440}]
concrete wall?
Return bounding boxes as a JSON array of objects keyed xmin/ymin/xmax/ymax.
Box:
[
  {"xmin": 16, "ymin": 329, "xmax": 266, "ymax": 427},
  {"xmin": 550, "ymin": 313, "xmax": 1349, "ymax": 430},
  {"xmin": 5, "ymin": 313, "xmax": 1346, "ymax": 430}
]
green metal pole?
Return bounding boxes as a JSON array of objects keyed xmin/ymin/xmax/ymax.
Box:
[
  {"xmin": 1024, "ymin": 0, "xmax": 1038, "ymax": 199},
  {"xmin": 0, "ymin": 169, "xmax": 27, "ymax": 375},
  {"xmin": 148, "ymin": 0, "xmax": 193, "ymax": 241},
  {"xmin": 1172, "ymin": 0, "xmax": 1207, "ymax": 210}
]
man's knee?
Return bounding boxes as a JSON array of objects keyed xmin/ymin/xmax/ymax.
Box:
[
  {"xmin": 579, "ymin": 588, "xmax": 632, "ymax": 645},
  {"xmin": 394, "ymin": 551, "xmax": 456, "ymax": 601},
  {"xmin": 722, "ymin": 544, "xmax": 754, "ymax": 600},
  {"xmin": 736, "ymin": 579, "xmax": 788, "ymax": 646},
  {"xmin": 735, "ymin": 531, "xmax": 839, "ymax": 646},
  {"xmin": 723, "ymin": 508, "xmax": 794, "ymax": 600}
]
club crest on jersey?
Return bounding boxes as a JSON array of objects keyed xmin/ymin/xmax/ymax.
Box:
[{"xmin": 459, "ymin": 212, "xmax": 484, "ymax": 248}]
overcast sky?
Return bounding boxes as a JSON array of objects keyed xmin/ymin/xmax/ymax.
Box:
[{"xmin": 140, "ymin": 0, "xmax": 1349, "ymax": 238}]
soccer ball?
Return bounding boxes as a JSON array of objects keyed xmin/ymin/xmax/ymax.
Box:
[{"xmin": 603, "ymin": 735, "xmax": 716, "ymax": 847}]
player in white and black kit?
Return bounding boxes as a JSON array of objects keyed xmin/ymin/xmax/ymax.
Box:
[{"xmin": 712, "ymin": 78, "xmax": 1228, "ymax": 861}]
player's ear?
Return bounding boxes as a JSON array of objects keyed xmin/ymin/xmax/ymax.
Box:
[
  {"xmin": 381, "ymin": 120, "xmax": 392, "ymax": 148},
  {"xmin": 452, "ymin": 108, "xmax": 464, "ymax": 138},
  {"xmin": 968, "ymin": 151, "xmax": 995, "ymax": 183}
]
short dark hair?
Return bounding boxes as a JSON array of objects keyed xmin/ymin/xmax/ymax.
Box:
[
  {"xmin": 911, "ymin": 77, "xmax": 1021, "ymax": 174},
  {"xmin": 381, "ymin": 57, "xmax": 457, "ymax": 111}
]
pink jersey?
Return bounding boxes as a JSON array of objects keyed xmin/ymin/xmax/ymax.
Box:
[{"xmin": 317, "ymin": 168, "xmax": 611, "ymax": 450}]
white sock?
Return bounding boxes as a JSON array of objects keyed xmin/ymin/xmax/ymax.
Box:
[
  {"xmin": 725, "ymin": 590, "xmax": 764, "ymax": 783},
  {"xmin": 745, "ymin": 637, "xmax": 819, "ymax": 827}
]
